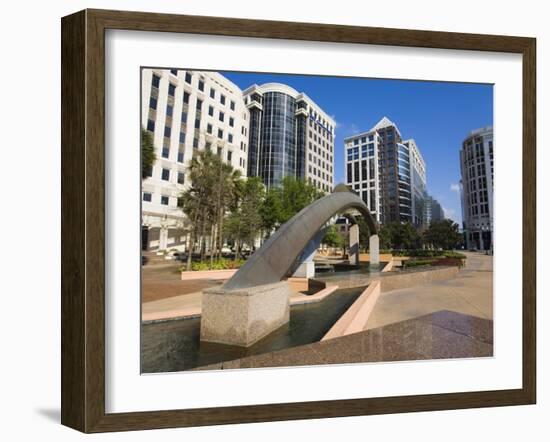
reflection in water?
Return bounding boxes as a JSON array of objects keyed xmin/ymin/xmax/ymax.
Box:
[{"xmin": 141, "ymin": 287, "xmax": 363, "ymax": 373}]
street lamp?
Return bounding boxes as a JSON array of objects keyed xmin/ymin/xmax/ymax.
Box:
[{"xmin": 481, "ymin": 225, "xmax": 488, "ymax": 255}]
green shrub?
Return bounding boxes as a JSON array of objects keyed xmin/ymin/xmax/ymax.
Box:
[
  {"xmin": 182, "ymin": 258, "xmax": 247, "ymax": 272},
  {"xmin": 404, "ymin": 259, "xmax": 434, "ymax": 268},
  {"xmin": 442, "ymin": 251, "xmax": 466, "ymax": 259}
]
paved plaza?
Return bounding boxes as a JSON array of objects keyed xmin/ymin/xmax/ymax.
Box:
[{"xmin": 366, "ymin": 252, "xmax": 493, "ymax": 330}]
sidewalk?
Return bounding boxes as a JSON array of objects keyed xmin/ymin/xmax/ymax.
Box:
[{"xmin": 365, "ymin": 252, "xmax": 493, "ymax": 330}]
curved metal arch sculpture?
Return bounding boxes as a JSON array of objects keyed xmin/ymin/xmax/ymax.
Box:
[{"xmin": 223, "ymin": 184, "xmax": 378, "ymax": 290}]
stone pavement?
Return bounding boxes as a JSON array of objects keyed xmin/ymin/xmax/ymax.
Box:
[
  {"xmin": 365, "ymin": 252, "xmax": 493, "ymax": 330},
  {"xmin": 142, "ymin": 263, "xmax": 222, "ymax": 303}
]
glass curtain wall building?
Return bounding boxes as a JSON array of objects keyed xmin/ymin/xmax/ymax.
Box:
[
  {"xmin": 243, "ymin": 83, "xmax": 335, "ymax": 191},
  {"xmin": 404, "ymin": 139, "xmax": 427, "ymax": 229},
  {"xmin": 344, "ymin": 117, "xmax": 446, "ymax": 229},
  {"xmin": 345, "ymin": 117, "xmax": 416, "ymax": 224}
]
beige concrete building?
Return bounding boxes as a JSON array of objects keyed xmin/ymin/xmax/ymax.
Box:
[{"xmin": 141, "ymin": 69, "xmax": 250, "ymax": 251}]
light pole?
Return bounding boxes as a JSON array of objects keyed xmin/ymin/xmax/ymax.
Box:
[{"xmin": 481, "ymin": 226, "xmax": 488, "ymax": 255}]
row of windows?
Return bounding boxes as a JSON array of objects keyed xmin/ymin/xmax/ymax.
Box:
[
  {"xmin": 143, "ymin": 192, "xmax": 171, "ymax": 206},
  {"xmin": 308, "ymin": 109, "xmax": 334, "ymax": 134},
  {"xmin": 308, "ymin": 117, "xmax": 333, "ymax": 141},
  {"xmin": 349, "ymin": 133, "xmax": 375, "ymax": 146},
  {"xmin": 307, "ymin": 165, "xmax": 332, "ymax": 182},
  {"xmin": 162, "ymin": 71, "xmax": 237, "ymax": 110},
  {"xmin": 156, "ymin": 168, "xmax": 185, "ymax": 184},
  {"xmin": 307, "ymin": 177, "xmax": 332, "ymax": 193},
  {"xmin": 308, "ymin": 153, "xmax": 332, "ymax": 173},
  {"xmin": 347, "ymin": 143, "xmax": 376, "ymax": 161}
]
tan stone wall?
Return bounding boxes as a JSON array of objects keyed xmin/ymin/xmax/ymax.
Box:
[
  {"xmin": 359, "ymin": 253, "xmax": 393, "ymax": 263},
  {"xmin": 200, "ymin": 281, "xmax": 291, "ymax": 347},
  {"xmin": 322, "ymin": 281, "xmax": 381, "ymax": 341}
]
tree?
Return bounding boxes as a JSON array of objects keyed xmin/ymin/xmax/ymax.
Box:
[
  {"xmin": 277, "ymin": 177, "xmax": 323, "ymax": 224},
  {"xmin": 141, "ymin": 128, "xmax": 156, "ymax": 179},
  {"xmin": 356, "ymin": 216, "xmax": 376, "ymax": 252},
  {"xmin": 224, "ymin": 177, "xmax": 265, "ymax": 260},
  {"xmin": 322, "ymin": 224, "xmax": 344, "ymax": 249},
  {"xmin": 259, "ymin": 177, "xmax": 322, "ymax": 236},
  {"xmin": 424, "ymin": 219, "xmax": 462, "ymax": 250},
  {"xmin": 377, "ymin": 224, "xmax": 392, "ymax": 250},
  {"xmin": 259, "ymin": 188, "xmax": 283, "ymax": 237},
  {"xmin": 179, "ymin": 150, "xmax": 224, "ymax": 270},
  {"xmin": 381, "ymin": 221, "xmax": 420, "ymax": 249}
]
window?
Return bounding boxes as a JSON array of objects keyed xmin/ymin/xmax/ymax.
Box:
[
  {"xmin": 170, "ymin": 69, "xmax": 178, "ymax": 76},
  {"xmin": 161, "ymin": 196, "xmax": 169, "ymax": 205},
  {"xmin": 146, "ymin": 119, "xmax": 155, "ymax": 132},
  {"xmin": 228, "ymin": 133, "xmax": 233, "ymax": 143},
  {"xmin": 161, "ymin": 168, "xmax": 170, "ymax": 181},
  {"xmin": 185, "ymin": 72, "xmax": 192, "ymax": 84},
  {"xmin": 198, "ymin": 80, "xmax": 204, "ymax": 91},
  {"xmin": 219, "ymin": 112, "xmax": 224, "ymax": 122},
  {"xmin": 162, "ymin": 147, "xmax": 169, "ymax": 159},
  {"xmin": 210, "ymin": 88, "xmax": 215, "ymax": 99},
  {"xmin": 164, "ymin": 125, "xmax": 171, "ymax": 138},
  {"xmin": 207, "ymin": 123, "xmax": 213, "ymax": 134},
  {"xmin": 194, "ymin": 118, "xmax": 200, "ymax": 129},
  {"xmin": 166, "ymin": 104, "xmax": 173, "ymax": 117},
  {"xmin": 220, "ymin": 94, "xmax": 226, "ymax": 105},
  {"xmin": 143, "ymin": 192, "xmax": 152, "ymax": 202},
  {"xmin": 196, "ymin": 99, "xmax": 202, "ymax": 111},
  {"xmin": 229, "ymin": 117, "xmax": 234, "ymax": 127},
  {"xmin": 193, "ymin": 138, "xmax": 199, "ymax": 148},
  {"xmin": 179, "ymin": 131, "xmax": 185, "ymax": 143},
  {"xmin": 152, "ymin": 74, "xmax": 161, "ymax": 88},
  {"xmin": 177, "ymin": 151, "xmax": 184, "ymax": 162},
  {"xmin": 230, "ymin": 100, "xmax": 235, "ymax": 111},
  {"xmin": 183, "ymin": 92, "xmax": 190, "ymax": 104},
  {"xmin": 149, "ymin": 97, "xmax": 157, "ymax": 110},
  {"xmin": 177, "ymin": 172, "xmax": 185, "ymax": 184},
  {"xmin": 218, "ymin": 129, "xmax": 223, "ymax": 139},
  {"xmin": 205, "ymin": 142, "xmax": 212, "ymax": 151},
  {"xmin": 208, "ymin": 106, "xmax": 214, "ymax": 116},
  {"xmin": 227, "ymin": 151, "xmax": 232, "ymax": 162},
  {"xmin": 168, "ymin": 83, "xmax": 176, "ymax": 97}
]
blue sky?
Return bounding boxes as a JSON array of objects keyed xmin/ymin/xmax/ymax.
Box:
[{"xmin": 223, "ymin": 71, "xmax": 493, "ymax": 226}]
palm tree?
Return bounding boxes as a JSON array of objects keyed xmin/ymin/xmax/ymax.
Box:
[{"xmin": 141, "ymin": 128, "xmax": 156, "ymax": 179}]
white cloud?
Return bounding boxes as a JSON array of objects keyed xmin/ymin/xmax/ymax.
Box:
[
  {"xmin": 442, "ymin": 206, "xmax": 456, "ymax": 219},
  {"xmin": 450, "ymin": 182, "xmax": 461, "ymax": 194}
]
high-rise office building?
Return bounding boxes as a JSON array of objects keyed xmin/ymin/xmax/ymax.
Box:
[
  {"xmin": 141, "ymin": 69, "xmax": 249, "ymax": 251},
  {"xmin": 459, "ymin": 126, "xmax": 494, "ymax": 250},
  {"xmin": 345, "ymin": 117, "xmax": 420, "ymax": 224},
  {"xmin": 423, "ymin": 195, "xmax": 444, "ymax": 226},
  {"xmin": 404, "ymin": 138, "xmax": 427, "ymax": 228},
  {"xmin": 243, "ymin": 83, "xmax": 335, "ymax": 192}
]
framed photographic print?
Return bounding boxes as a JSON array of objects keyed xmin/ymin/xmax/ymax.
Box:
[{"xmin": 61, "ymin": 9, "xmax": 536, "ymax": 433}]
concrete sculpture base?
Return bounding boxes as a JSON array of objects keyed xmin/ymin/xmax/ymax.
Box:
[
  {"xmin": 292, "ymin": 260, "xmax": 315, "ymax": 278},
  {"xmin": 200, "ymin": 281, "xmax": 292, "ymax": 347}
]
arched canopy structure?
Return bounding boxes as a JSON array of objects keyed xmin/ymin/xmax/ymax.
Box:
[{"xmin": 223, "ymin": 184, "xmax": 378, "ymax": 290}]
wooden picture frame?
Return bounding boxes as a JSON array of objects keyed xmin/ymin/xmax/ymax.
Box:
[{"xmin": 61, "ymin": 8, "xmax": 536, "ymax": 433}]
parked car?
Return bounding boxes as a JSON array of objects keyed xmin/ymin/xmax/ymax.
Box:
[
  {"xmin": 171, "ymin": 252, "xmax": 187, "ymax": 261},
  {"xmin": 221, "ymin": 246, "xmax": 232, "ymax": 256}
]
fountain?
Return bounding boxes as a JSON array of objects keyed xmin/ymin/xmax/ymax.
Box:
[{"xmin": 200, "ymin": 184, "xmax": 380, "ymax": 347}]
